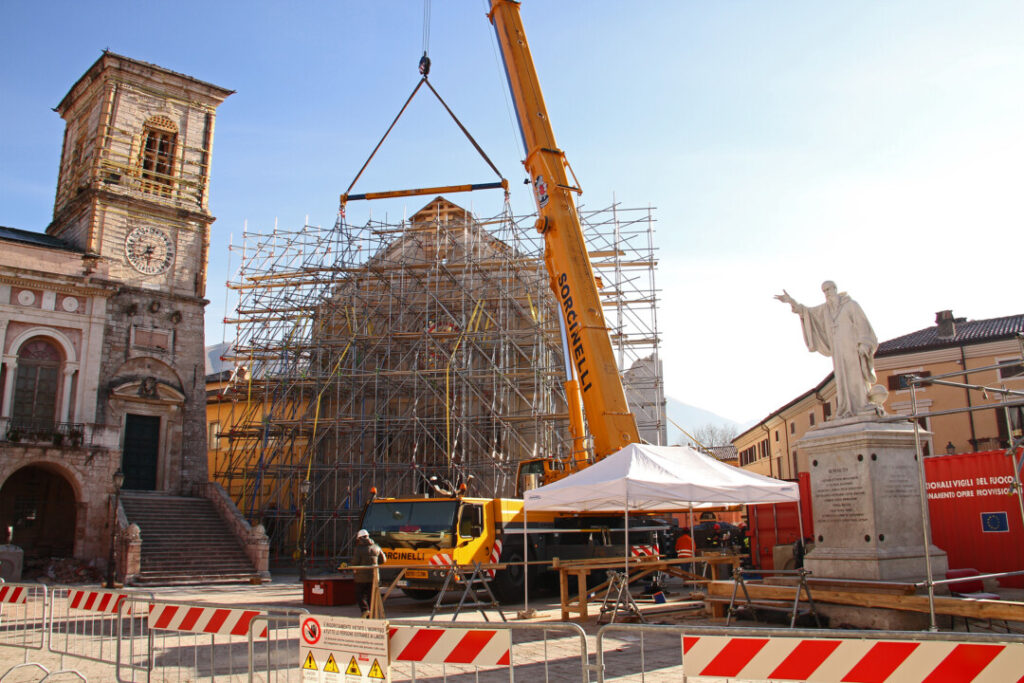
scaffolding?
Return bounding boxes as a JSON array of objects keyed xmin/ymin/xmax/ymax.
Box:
[{"xmin": 218, "ymin": 196, "xmax": 662, "ymax": 567}]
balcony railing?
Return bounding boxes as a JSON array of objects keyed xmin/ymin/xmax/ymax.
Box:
[{"xmin": 0, "ymin": 418, "xmax": 90, "ymax": 448}]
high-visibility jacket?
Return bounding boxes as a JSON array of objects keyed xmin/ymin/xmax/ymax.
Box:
[{"xmin": 675, "ymin": 533, "xmax": 695, "ymax": 558}]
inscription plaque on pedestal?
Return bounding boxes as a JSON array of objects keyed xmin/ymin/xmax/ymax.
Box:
[{"xmin": 800, "ymin": 419, "xmax": 947, "ymax": 582}]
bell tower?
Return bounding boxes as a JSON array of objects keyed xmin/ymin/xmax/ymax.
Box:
[
  {"xmin": 49, "ymin": 51, "xmax": 232, "ymax": 297},
  {"xmin": 49, "ymin": 52, "xmax": 232, "ymax": 492}
]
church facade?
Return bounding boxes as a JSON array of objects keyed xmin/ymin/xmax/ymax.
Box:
[{"xmin": 0, "ymin": 52, "xmax": 231, "ymax": 572}]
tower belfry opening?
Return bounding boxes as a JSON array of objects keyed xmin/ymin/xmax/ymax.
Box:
[{"xmin": 217, "ymin": 196, "xmax": 662, "ymax": 566}]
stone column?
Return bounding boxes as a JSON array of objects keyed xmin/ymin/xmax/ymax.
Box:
[
  {"xmin": 60, "ymin": 364, "xmax": 78, "ymax": 424},
  {"xmin": 1, "ymin": 356, "xmax": 17, "ymax": 418},
  {"xmin": 800, "ymin": 418, "xmax": 948, "ymax": 581}
]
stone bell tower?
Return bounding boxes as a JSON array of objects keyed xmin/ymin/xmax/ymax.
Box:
[{"xmin": 49, "ymin": 52, "xmax": 232, "ymax": 492}]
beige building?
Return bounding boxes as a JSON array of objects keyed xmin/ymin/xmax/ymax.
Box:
[
  {"xmin": 0, "ymin": 52, "xmax": 231, "ymax": 574},
  {"xmin": 735, "ymin": 311, "xmax": 1024, "ymax": 479}
]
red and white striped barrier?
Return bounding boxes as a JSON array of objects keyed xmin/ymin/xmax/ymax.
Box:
[
  {"xmin": 148, "ymin": 604, "xmax": 267, "ymax": 638},
  {"xmin": 487, "ymin": 540, "xmax": 503, "ymax": 577},
  {"xmin": 0, "ymin": 585, "xmax": 27, "ymax": 604},
  {"xmin": 429, "ymin": 553, "xmax": 454, "ymax": 567},
  {"xmin": 67, "ymin": 589, "xmax": 128, "ymax": 614},
  {"xmin": 630, "ymin": 544, "xmax": 658, "ymax": 558},
  {"xmin": 389, "ymin": 626, "xmax": 511, "ymax": 666},
  {"xmin": 682, "ymin": 634, "xmax": 1024, "ymax": 682}
]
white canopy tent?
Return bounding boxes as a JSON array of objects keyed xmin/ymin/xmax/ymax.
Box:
[
  {"xmin": 520, "ymin": 443, "xmax": 802, "ymax": 598},
  {"xmin": 524, "ymin": 443, "xmax": 801, "ymax": 512}
]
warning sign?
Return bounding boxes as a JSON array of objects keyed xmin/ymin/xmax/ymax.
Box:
[
  {"xmin": 346, "ymin": 656, "xmax": 362, "ymax": 676},
  {"xmin": 299, "ymin": 616, "xmax": 389, "ymax": 682},
  {"xmin": 302, "ymin": 617, "xmax": 322, "ymax": 646}
]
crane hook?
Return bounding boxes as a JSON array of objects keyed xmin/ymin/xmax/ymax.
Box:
[{"xmin": 418, "ymin": 52, "xmax": 431, "ymax": 76}]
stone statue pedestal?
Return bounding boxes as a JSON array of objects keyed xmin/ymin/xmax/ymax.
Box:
[{"xmin": 800, "ymin": 419, "xmax": 947, "ymax": 582}]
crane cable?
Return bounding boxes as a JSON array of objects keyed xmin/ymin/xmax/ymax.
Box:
[
  {"xmin": 340, "ymin": 0, "xmax": 509, "ymax": 207},
  {"xmin": 419, "ymin": 0, "xmax": 431, "ymax": 76}
]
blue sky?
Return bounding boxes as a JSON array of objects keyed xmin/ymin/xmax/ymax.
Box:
[{"xmin": 2, "ymin": 1, "xmax": 1022, "ymax": 423}]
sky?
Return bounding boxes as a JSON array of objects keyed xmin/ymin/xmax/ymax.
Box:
[{"xmin": 2, "ymin": 1, "xmax": 1022, "ymax": 425}]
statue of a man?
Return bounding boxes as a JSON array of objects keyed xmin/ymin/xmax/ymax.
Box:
[{"xmin": 776, "ymin": 281, "xmax": 880, "ymax": 419}]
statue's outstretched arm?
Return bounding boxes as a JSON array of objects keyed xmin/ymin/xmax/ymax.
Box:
[{"xmin": 774, "ymin": 289, "xmax": 800, "ymax": 313}]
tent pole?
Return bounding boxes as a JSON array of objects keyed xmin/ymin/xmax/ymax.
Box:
[
  {"xmin": 523, "ymin": 507, "xmax": 529, "ymax": 611},
  {"xmin": 624, "ymin": 484, "xmax": 630, "ymax": 577},
  {"xmin": 796, "ymin": 494, "xmax": 806, "ymax": 549}
]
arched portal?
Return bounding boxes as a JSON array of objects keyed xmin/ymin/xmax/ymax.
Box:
[{"xmin": 0, "ymin": 466, "xmax": 77, "ymax": 558}]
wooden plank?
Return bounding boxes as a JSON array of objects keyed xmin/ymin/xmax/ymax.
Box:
[
  {"xmin": 559, "ymin": 568, "xmax": 571, "ymax": 621},
  {"xmin": 806, "ymin": 577, "xmax": 917, "ymax": 595},
  {"xmin": 706, "ymin": 581, "xmax": 1024, "ymax": 621}
]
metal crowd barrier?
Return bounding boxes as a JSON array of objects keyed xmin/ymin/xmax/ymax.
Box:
[
  {"xmin": 0, "ymin": 661, "xmax": 87, "ymax": 681},
  {"xmin": 594, "ymin": 623, "xmax": 1024, "ymax": 682},
  {"xmin": 118, "ymin": 594, "xmax": 308, "ymax": 683},
  {"xmin": 47, "ymin": 586, "xmax": 153, "ymax": 675},
  {"xmin": 385, "ymin": 619, "xmax": 591, "ymax": 683},
  {"xmin": 0, "ymin": 583, "xmax": 48, "ymax": 661},
  {"xmin": 246, "ymin": 612, "xmax": 307, "ymax": 683}
]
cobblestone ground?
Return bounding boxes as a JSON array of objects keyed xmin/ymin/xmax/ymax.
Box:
[{"xmin": 1, "ymin": 576, "xmax": 1019, "ymax": 682}]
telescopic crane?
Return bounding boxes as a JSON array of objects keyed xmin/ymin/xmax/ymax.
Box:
[{"xmin": 489, "ymin": 0, "xmax": 640, "ymax": 492}]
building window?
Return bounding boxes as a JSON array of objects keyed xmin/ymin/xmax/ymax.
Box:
[
  {"xmin": 140, "ymin": 117, "xmax": 177, "ymax": 195},
  {"xmin": 809, "ymin": 412, "xmax": 815, "ymax": 427},
  {"xmin": 790, "ymin": 422, "xmax": 795, "ymax": 435},
  {"xmin": 913, "ymin": 417, "xmax": 932, "ymax": 456},
  {"xmin": 997, "ymin": 405, "xmax": 1024, "ymax": 448},
  {"xmin": 774, "ymin": 430, "xmax": 779, "ymax": 442},
  {"xmin": 208, "ymin": 421, "xmax": 221, "ymax": 450},
  {"xmin": 997, "ymin": 359, "xmax": 1023, "ymax": 381},
  {"xmin": 822, "ymin": 402, "xmax": 832, "ymax": 420},
  {"xmin": 888, "ymin": 370, "xmax": 931, "ymax": 391},
  {"xmin": 12, "ymin": 338, "xmax": 62, "ymax": 431}
]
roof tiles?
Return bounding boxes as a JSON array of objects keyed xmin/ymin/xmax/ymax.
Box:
[{"xmin": 877, "ymin": 313, "xmax": 1024, "ymax": 355}]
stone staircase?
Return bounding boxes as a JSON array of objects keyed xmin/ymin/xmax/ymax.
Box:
[{"xmin": 120, "ymin": 491, "xmax": 262, "ymax": 586}]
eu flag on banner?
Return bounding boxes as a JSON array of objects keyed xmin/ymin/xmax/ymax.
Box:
[{"xmin": 981, "ymin": 512, "xmax": 1010, "ymax": 532}]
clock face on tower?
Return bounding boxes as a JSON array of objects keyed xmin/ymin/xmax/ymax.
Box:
[{"xmin": 125, "ymin": 226, "xmax": 174, "ymax": 275}]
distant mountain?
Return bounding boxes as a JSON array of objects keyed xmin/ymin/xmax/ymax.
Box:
[{"xmin": 664, "ymin": 396, "xmax": 746, "ymax": 446}]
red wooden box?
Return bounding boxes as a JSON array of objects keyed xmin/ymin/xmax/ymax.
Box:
[{"xmin": 302, "ymin": 576, "xmax": 356, "ymax": 606}]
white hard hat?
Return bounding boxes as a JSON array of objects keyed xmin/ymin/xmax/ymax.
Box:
[{"xmin": 356, "ymin": 529, "xmax": 369, "ymax": 539}]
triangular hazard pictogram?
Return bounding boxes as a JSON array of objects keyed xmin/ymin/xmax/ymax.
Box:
[
  {"xmin": 323, "ymin": 653, "xmax": 340, "ymax": 673},
  {"xmin": 368, "ymin": 658, "xmax": 386, "ymax": 679},
  {"xmin": 302, "ymin": 651, "xmax": 318, "ymax": 670},
  {"xmin": 346, "ymin": 656, "xmax": 362, "ymax": 676}
]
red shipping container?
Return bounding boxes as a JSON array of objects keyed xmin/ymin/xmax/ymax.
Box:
[
  {"xmin": 924, "ymin": 450, "xmax": 1024, "ymax": 588},
  {"xmin": 302, "ymin": 576, "xmax": 356, "ymax": 606},
  {"xmin": 749, "ymin": 473, "xmax": 814, "ymax": 570}
]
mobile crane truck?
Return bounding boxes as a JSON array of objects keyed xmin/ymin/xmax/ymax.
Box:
[{"xmin": 359, "ymin": 0, "xmax": 658, "ymax": 603}]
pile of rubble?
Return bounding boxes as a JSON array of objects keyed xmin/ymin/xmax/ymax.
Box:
[{"xmin": 24, "ymin": 557, "xmax": 103, "ymax": 584}]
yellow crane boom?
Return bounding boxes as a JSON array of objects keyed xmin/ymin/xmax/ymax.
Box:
[{"xmin": 489, "ymin": 0, "xmax": 640, "ymax": 472}]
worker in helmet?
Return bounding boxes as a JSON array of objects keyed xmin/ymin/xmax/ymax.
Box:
[{"xmin": 351, "ymin": 529, "xmax": 385, "ymax": 617}]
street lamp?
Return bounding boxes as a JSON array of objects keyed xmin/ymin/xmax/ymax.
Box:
[
  {"xmin": 298, "ymin": 479, "xmax": 312, "ymax": 581},
  {"xmin": 105, "ymin": 469, "xmax": 125, "ymax": 588}
]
